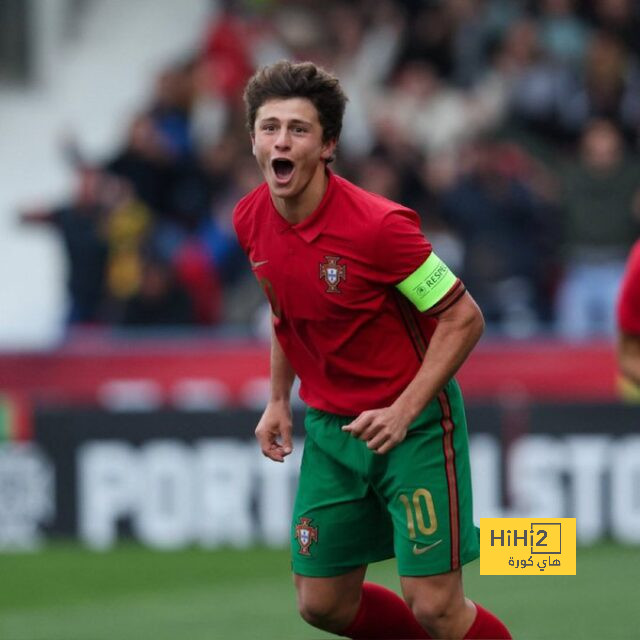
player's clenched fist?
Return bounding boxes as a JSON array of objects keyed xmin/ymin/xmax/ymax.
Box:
[
  {"xmin": 342, "ymin": 407, "xmax": 410, "ymax": 455},
  {"xmin": 255, "ymin": 401, "xmax": 293, "ymax": 463}
]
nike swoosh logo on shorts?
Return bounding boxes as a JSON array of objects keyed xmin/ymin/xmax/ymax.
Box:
[
  {"xmin": 412, "ymin": 539, "xmax": 443, "ymax": 555},
  {"xmin": 251, "ymin": 259, "xmax": 269, "ymax": 269}
]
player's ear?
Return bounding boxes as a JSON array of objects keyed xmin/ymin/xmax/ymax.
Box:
[
  {"xmin": 321, "ymin": 139, "xmax": 337, "ymax": 161},
  {"xmin": 250, "ymin": 134, "xmax": 256, "ymax": 156}
]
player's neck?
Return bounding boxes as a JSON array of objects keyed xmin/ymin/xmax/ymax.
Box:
[{"xmin": 272, "ymin": 166, "xmax": 329, "ymax": 225}]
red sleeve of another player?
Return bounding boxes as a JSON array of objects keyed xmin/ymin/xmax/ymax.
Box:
[
  {"xmin": 372, "ymin": 209, "xmax": 432, "ymax": 283},
  {"xmin": 618, "ymin": 241, "xmax": 640, "ymax": 335}
]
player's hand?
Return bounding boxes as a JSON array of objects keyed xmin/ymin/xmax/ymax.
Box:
[
  {"xmin": 255, "ymin": 400, "xmax": 293, "ymax": 463},
  {"xmin": 342, "ymin": 406, "xmax": 410, "ymax": 455}
]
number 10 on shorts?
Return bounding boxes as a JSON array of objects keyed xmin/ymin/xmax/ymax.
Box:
[{"xmin": 399, "ymin": 489, "xmax": 438, "ymax": 538}]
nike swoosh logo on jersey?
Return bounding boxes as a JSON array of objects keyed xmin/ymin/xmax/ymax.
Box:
[
  {"xmin": 412, "ymin": 539, "xmax": 443, "ymax": 555},
  {"xmin": 251, "ymin": 259, "xmax": 269, "ymax": 269}
]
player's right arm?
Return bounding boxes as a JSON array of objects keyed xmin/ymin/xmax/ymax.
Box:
[
  {"xmin": 617, "ymin": 333, "xmax": 640, "ymax": 386},
  {"xmin": 616, "ymin": 241, "xmax": 640, "ymax": 386},
  {"xmin": 255, "ymin": 323, "xmax": 295, "ymax": 462}
]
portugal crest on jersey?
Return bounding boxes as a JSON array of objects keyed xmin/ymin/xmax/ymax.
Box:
[
  {"xmin": 319, "ymin": 256, "xmax": 346, "ymax": 293},
  {"xmin": 295, "ymin": 517, "xmax": 318, "ymax": 555}
]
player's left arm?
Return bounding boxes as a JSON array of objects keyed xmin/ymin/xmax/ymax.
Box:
[
  {"xmin": 343, "ymin": 213, "xmax": 483, "ymax": 453},
  {"xmin": 343, "ymin": 289, "xmax": 484, "ymax": 455}
]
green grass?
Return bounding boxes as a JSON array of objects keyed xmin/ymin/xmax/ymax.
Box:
[{"xmin": 0, "ymin": 543, "xmax": 638, "ymax": 639}]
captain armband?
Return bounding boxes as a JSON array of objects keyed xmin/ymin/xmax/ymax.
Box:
[{"xmin": 395, "ymin": 253, "xmax": 458, "ymax": 312}]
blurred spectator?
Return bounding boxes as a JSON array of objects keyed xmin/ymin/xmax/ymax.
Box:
[
  {"xmin": 203, "ymin": 154, "xmax": 264, "ymax": 324},
  {"xmin": 148, "ymin": 62, "xmax": 196, "ymax": 160},
  {"xmin": 21, "ymin": 0, "xmax": 640, "ymax": 337},
  {"xmin": 323, "ymin": 1, "xmax": 403, "ymax": 158},
  {"xmin": 394, "ymin": 1, "xmax": 454, "ymax": 79},
  {"xmin": 20, "ymin": 168, "xmax": 112, "ymax": 323},
  {"xmin": 557, "ymin": 30, "xmax": 640, "ymax": 142},
  {"xmin": 105, "ymin": 113, "xmax": 174, "ymax": 215},
  {"xmin": 173, "ymin": 239, "xmax": 221, "ymax": 325},
  {"xmin": 436, "ymin": 137, "xmax": 556, "ymax": 335},
  {"xmin": 200, "ymin": 0, "xmax": 255, "ymax": 105},
  {"xmin": 536, "ymin": 0, "xmax": 590, "ymax": 68},
  {"xmin": 447, "ymin": 0, "xmax": 497, "ymax": 88},
  {"xmin": 104, "ymin": 184, "xmax": 152, "ymax": 303},
  {"xmin": 554, "ymin": 119, "xmax": 640, "ymax": 339},
  {"xmin": 493, "ymin": 17, "xmax": 570, "ymax": 143},
  {"xmin": 121, "ymin": 255, "xmax": 195, "ymax": 326},
  {"xmin": 585, "ymin": 0, "xmax": 640, "ymax": 56},
  {"xmin": 372, "ymin": 60, "xmax": 476, "ymax": 156},
  {"xmin": 190, "ymin": 57, "xmax": 231, "ymax": 152},
  {"xmin": 353, "ymin": 154, "xmax": 404, "ymax": 203},
  {"xmin": 200, "ymin": 153, "xmax": 260, "ymax": 284}
]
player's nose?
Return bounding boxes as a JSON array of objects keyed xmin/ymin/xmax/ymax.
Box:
[{"xmin": 274, "ymin": 128, "xmax": 291, "ymax": 149}]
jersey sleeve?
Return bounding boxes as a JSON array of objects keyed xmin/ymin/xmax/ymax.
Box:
[
  {"xmin": 618, "ymin": 241, "xmax": 640, "ymax": 335},
  {"xmin": 232, "ymin": 199, "xmax": 253, "ymax": 259},
  {"xmin": 374, "ymin": 209, "xmax": 465, "ymax": 314}
]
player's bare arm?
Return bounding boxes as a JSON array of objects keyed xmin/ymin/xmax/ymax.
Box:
[
  {"xmin": 255, "ymin": 324, "xmax": 296, "ymax": 462},
  {"xmin": 343, "ymin": 291, "xmax": 484, "ymax": 454},
  {"xmin": 617, "ymin": 332, "xmax": 640, "ymax": 386},
  {"xmin": 617, "ymin": 240, "xmax": 640, "ymax": 386}
]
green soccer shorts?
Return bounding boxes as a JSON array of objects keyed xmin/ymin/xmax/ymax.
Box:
[{"xmin": 290, "ymin": 378, "xmax": 480, "ymax": 577}]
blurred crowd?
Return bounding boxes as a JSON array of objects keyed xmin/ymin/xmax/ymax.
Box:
[{"xmin": 21, "ymin": 0, "xmax": 640, "ymax": 339}]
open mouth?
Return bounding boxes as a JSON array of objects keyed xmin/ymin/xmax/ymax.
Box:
[{"xmin": 272, "ymin": 158, "xmax": 295, "ymax": 181}]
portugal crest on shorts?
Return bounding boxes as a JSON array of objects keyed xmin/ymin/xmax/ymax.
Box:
[
  {"xmin": 295, "ymin": 517, "xmax": 318, "ymax": 555},
  {"xmin": 319, "ymin": 256, "xmax": 346, "ymax": 293}
]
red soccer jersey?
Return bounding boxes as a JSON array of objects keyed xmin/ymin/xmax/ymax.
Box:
[
  {"xmin": 618, "ymin": 239, "xmax": 640, "ymax": 335},
  {"xmin": 233, "ymin": 171, "xmax": 464, "ymax": 415}
]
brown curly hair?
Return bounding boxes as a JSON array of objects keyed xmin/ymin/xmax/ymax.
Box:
[{"xmin": 243, "ymin": 60, "xmax": 347, "ymax": 145}]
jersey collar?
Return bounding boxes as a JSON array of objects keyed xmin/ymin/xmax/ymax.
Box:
[{"xmin": 269, "ymin": 169, "xmax": 335, "ymax": 242}]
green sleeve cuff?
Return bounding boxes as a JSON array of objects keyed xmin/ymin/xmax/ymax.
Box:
[{"xmin": 396, "ymin": 253, "xmax": 457, "ymax": 312}]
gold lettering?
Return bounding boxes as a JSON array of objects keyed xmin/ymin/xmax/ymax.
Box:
[
  {"xmin": 399, "ymin": 489, "xmax": 438, "ymax": 539},
  {"xmin": 413, "ymin": 488, "xmax": 438, "ymax": 535}
]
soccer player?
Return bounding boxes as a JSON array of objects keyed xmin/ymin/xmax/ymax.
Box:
[
  {"xmin": 233, "ymin": 60, "xmax": 511, "ymax": 640},
  {"xmin": 617, "ymin": 239, "xmax": 640, "ymax": 386}
]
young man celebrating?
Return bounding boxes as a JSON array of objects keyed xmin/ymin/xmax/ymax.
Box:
[{"xmin": 233, "ymin": 60, "xmax": 511, "ymax": 640}]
